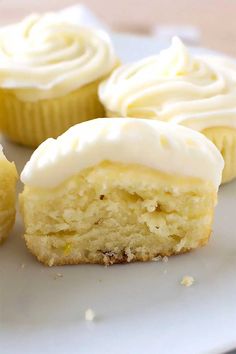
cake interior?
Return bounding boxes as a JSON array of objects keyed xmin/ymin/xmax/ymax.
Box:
[{"xmin": 20, "ymin": 161, "xmax": 216, "ymax": 266}]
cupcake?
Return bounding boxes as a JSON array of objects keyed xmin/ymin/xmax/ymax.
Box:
[
  {"xmin": 0, "ymin": 146, "xmax": 18, "ymax": 244},
  {"xmin": 19, "ymin": 118, "xmax": 223, "ymax": 266},
  {"xmin": 99, "ymin": 37, "xmax": 236, "ymax": 184},
  {"xmin": 0, "ymin": 11, "xmax": 118, "ymax": 147}
]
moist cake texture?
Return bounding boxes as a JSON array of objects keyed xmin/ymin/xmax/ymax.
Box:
[{"xmin": 20, "ymin": 118, "xmax": 224, "ymax": 265}]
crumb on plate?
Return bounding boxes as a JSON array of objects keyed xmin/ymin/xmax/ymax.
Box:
[
  {"xmin": 181, "ymin": 276, "xmax": 194, "ymax": 287},
  {"xmin": 85, "ymin": 308, "xmax": 96, "ymax": 321},
  {"xmin": 53, "ymin": 273, "xmax": 63, "ymax": 280}
]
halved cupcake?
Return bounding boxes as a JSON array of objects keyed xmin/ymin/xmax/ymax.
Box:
[
  {"xmin": 19, "ymin": 118, "xmax": 223, "ymax": 266},
  {"xmin": 0, "ymin": 10, "xmax": 118, "ymax": 147},
  {"xmin": 0, "ymin": 146, "xmax": 17, "ymax": 244},
  {"xmin": 99, "ymin": 37, "xmax": 236, "ymax": 183}
]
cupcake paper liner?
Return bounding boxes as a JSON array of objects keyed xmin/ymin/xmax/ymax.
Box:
[
  {"xmin": 0, "ymin": 79, "xmax": 105, "ymax": 148},
  {"xmin": 202, "ymin": 126, "xmax": 236, "ymax": 184}
]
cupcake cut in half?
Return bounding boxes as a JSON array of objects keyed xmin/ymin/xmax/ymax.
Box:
[
  {"xmin": 0, "ymin": 146, "xmax": 18, "ymax": 244},
  {"xmin": 0, "ymin": 9, "xmax": 118, "ymax": 147},
  {"xmin": 99, "ymin": 37, "xmax": 236, "ymax": 184},
  {"xmin": 19, "ymin": 118, "xmax": 223, "ymax": 266}
]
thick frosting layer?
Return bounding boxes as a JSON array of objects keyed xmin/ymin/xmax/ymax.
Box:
[
  {"xmin": 0, "ymin": 11, "xmax": 117, "ymax": 101},
  {"xmin": 21, "ymin": 118, "xmax": 224, "ymax": 189},
  {"xmin": 99, "ymin": 37, "xmax": 236, "ymax": 131}
]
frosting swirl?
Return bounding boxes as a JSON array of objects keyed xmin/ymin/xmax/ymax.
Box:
[
  {"xmin": 99, "ymin": 37, "xmax": 236, "ymax": 131},
  {"xmin": 0, "ymin": 12, "xmax": 117, "ymax": 101},
  {"xmin": 21, "ymin": 118, "xmax": 224, "ymax": 189}
]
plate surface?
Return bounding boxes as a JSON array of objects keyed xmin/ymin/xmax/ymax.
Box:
[{"xmin": 0, "ymin": 33, "xmax": 236, "ymax": 354}]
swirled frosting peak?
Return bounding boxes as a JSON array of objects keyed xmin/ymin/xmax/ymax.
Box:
[
  {"xmin": 0, "ymin": 12, "xmax": 118, "ymax": 101},
  {"xmin": 99, "ymin": 37, "xmax": 236, "ymax": 131},
  {"xmin": 139, "ymin": 36, "xmax": 194, "ymax": 77},
  {"xmin": 21, "ymin": 118, "xmax": 224, "ymax": 189}
]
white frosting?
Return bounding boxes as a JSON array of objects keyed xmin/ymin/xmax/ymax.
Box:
[
  {"xmin": 0, "ymin": 11, "xmax": 117, "ymax": 101},
  {"xmin": 99, "ymin": 37, "xmax": 236, "ymax": 131},
  {"xmin": 21, "ymin": 118, "xmax": 224, "ymax": 189}
]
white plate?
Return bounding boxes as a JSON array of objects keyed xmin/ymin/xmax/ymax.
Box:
[{"xmin": 0, "ymin": 33, "xmax": 236, "ymax": 354}]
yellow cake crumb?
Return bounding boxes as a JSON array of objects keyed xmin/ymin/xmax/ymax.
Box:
[
  {"xmin": 181, "ymin": 275, "xmax": 195, "ymax": 287},
  {"xmin": 85, "ymin": 309, "xmax": 96, "ymax": 321},
  {"xmin": 20, "ymin": 162, "xmax": 216, "ymax": 266},
  {"xmin": 125, "ymin": 248, "xmax": 135, "ymax": 262},
  {"xmin": 64, "ymin": 243, "xmax": 72, "ymax": 255},
  {"xmin": 48, "ymin": 258, "xmax": 55, "ymax": 267}
]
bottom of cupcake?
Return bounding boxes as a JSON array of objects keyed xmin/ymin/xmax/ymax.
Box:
[
  {"xmin": 24, "ymin": 234, "xmax": 210, "ymax": 266},
  {"xmin": 20, "ymin": 162, "xmax": 216, "ymax": 266}
]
